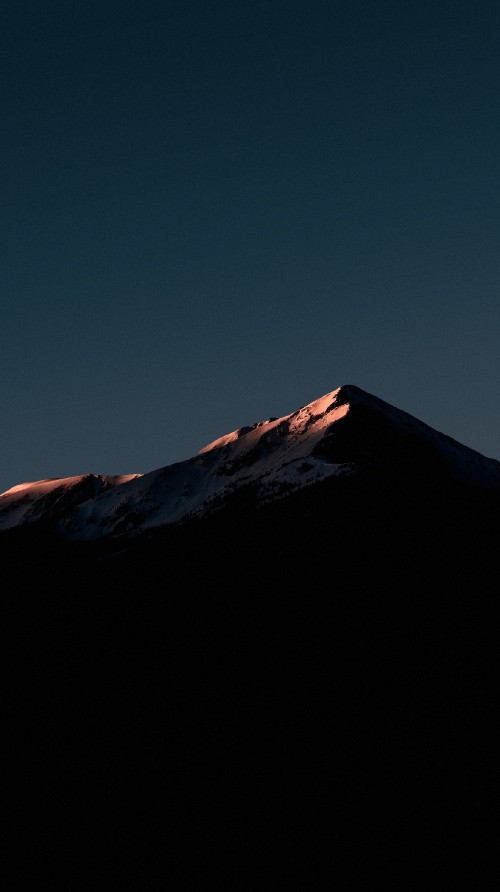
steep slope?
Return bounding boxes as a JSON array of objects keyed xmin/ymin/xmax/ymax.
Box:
[
  {"xmin": 1, "ymin": 383, "xmax": 499, "ymax": 540},
  {"xmin": 4, "ymin": 385, "xmax": 500, "ymax": 874},
  {"xmin": 62, "ymin": 383, "xmax": 500, "ymax": 540}
]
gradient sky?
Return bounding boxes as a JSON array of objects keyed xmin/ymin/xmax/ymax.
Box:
[{"xmin": 2, "ymin": 0, "xmax": 500, "ymax": 492}]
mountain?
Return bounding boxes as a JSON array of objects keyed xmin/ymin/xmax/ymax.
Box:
[
  {"xmin": 4, "ymin": 384, "xmax": 499, "ymax": 879},
  {"xmin": 2, "ymin": 384, "xmax": 499, "ymax": 539},
  {"xmin": 0, "ymin": 474, "xmax": 141, "ymax": 532}
]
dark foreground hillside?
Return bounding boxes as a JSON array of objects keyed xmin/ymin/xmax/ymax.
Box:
[{"xmin": 4, "ymin": 467, "xmax": 500, "ymax": 882}]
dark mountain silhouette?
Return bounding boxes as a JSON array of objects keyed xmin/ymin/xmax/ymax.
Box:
[
  {"xmin": 2, "ymin": 384, "xmax": 499, "ymax": 538},
  {"xmin": 4, "ymin": 385, "xmax": 499, "ymax": 881}
]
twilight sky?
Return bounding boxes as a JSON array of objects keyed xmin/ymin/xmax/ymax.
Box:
[{"xmin": 1, "ymin": 0, "xmax": 500, "ymax": 492}]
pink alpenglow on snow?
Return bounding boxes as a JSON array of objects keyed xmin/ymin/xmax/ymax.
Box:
[
  {"xmin": 2, "ymin": 384, "xmax": 500, "ymax": 540},
  {"xmin": 199, "ymin": 387, "xmax": 348, "ymax": 455},
  {"xmin": 0, "ymin": 474, "xmax": 142, "ymax": 532},
  {"xmin": 0, "ymin": 474, "xmax": 140, "ymax": 500}
]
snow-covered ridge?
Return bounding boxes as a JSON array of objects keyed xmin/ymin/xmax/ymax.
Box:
[
  {"xmin": 1, "ymin": 384, "xmax": 499, "ymax": 540},
  {"xmin": 199, "ymin": 388, "xmax": 345, "ymax": 455},
  {"xmin": 0, "ymin": 474, "xmax": 142, "ymax": 532},
  {"xmin": 61, "ymin": 383, "xmax": 500, "ymax": 540},
  {"xmin": 0, "ymin": 474, "xmax": 140, "ymax": 500},
  {"xmin": 59, "ymin": 387, "xmax": 355, "ymax": 539}
]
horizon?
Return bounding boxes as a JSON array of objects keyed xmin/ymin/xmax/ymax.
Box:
[
  {"xmin": 2, "ymin": 1, "xmax": 499, "ymax": 493},
  {"xmin": 1, "ymin": 379, "xmax": 498, "ymax": 494}
]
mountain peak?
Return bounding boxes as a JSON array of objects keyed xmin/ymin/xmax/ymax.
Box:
[
  {"xmin": 2, "ymin": 385, "xmax": 499, "ymax": 540},
  {"xmin": 199, "ymin": 385, "xmax": 353, "ymax": 456}
]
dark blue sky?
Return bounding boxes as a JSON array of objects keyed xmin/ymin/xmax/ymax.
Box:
[{"xmin": 2, "ymin": 0, "xmax": 500, "ymax": 491}]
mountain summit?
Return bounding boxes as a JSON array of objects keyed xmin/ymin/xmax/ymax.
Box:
[
  {"xmin": 4, "ymin": 385, "xmax": 500, "ymax": 863},
  {"xmin": 1, "ymin": 384, "xmax": 499, "ymax": 539}
]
